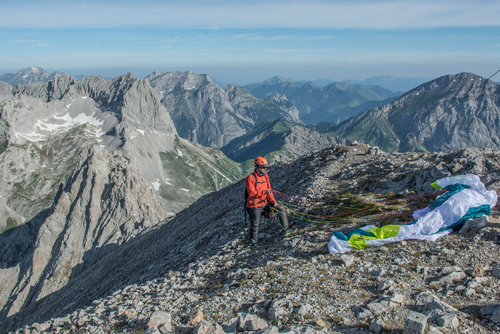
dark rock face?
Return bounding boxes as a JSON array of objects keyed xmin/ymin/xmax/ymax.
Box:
[
  {"xmin": 330, "ymin": 73, "xmax": 500, "ymax": 152},
  {"xmin": 0, "ymin": 146, "xmax": 169, "ymax": 320}
]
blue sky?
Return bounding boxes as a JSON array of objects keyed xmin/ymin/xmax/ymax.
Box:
[{"xmin": 1, "ymin": 0, "xmax": 499, "ymax": 85}]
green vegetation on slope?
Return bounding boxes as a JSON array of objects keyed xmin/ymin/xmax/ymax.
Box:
[
  {"xmin": 159, "ymin": 136, "xmax": 244, "ymax": 204},
  {"xmin": 328, "ymin": 114, "xmax": 399, "ymax": 152}
]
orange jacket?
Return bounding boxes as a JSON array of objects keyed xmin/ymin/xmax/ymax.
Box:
[{"xmin": 246, "ymin": 171, "xmax": 276, "ymax": 208}]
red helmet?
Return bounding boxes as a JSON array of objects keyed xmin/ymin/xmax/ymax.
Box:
[{"xmin": 254, "ymin": 156, "xmax": 268, "ymax": 166}]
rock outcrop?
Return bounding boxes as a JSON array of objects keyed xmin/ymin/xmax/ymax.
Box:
[
  {"xmin": 147, "ymin": 71, "xmax": 246, "ymax": 148},
  {"xmin": 262, "ymin": 93, "xmax": 303, "ymax": 125},
  {"xmin": 0, "ymin": 81, "xmax": 12, "ymax": 100}
]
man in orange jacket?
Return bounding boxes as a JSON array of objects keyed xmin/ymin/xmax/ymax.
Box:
[{"xmin": 246, "ymin": 156, "xmax": 292, "ymax": 246}]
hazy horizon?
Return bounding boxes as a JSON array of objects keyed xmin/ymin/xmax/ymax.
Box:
[{"xmin": 1, "ymin": 0, "xmax": 499, "ymax": 86}]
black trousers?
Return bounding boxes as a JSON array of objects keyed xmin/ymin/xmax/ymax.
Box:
[{"xmin": 248, "ymin": 203, "xmax": 289, "ymax": 243}]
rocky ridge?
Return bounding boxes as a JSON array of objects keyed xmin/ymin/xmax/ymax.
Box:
[
  {"xmin": 262, "ymin": 94, "xmax": 303, "ymax": 125},
  {"xmin": 3, "ymin": 143, "xmax": 500, "ymax": 333}
]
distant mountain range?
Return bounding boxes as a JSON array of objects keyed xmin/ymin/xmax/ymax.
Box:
[
  {"xmin": 342, "ymin": 75, "xmax": 432, "ymax": 93},
  {"xmin": 299, "ymin": 78, "xmax": 334, "ymax": 87},
  {"xmin": 243, "ymin": 76, "xmax": 402, "ymax": 124}
]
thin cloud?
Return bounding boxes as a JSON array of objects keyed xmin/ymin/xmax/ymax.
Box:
[
  {"xmin": 234, "ymin": 35, "xmax": 295, "ymax": 41},
  {"xmin": 266, "ymin": 49, "xmax": 317, "ymax": 53},
  {"xmin": 8, "ymin": 39, "xmax": 46, "ymax": 43},
  {"xmin": 155, "ymin": 37, "xmax": 182, "ymax": 43},
  {"xmin": 1, "ymin": 0, "xmax": 499, "ymax": 29}
]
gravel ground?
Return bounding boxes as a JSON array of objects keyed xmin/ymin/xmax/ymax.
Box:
[{"xmin": 9, "ymin": 144, "xmax": 500, "ymax": 334}]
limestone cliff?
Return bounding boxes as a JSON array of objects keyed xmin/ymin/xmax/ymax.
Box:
[{"xmin": 329, "ymin": 73, "xmax": 500, "ymax": 152}]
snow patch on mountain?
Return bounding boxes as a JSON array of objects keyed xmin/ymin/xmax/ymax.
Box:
[{"xmin": 13, "ymin": 97, "xmax": 109, "ymax": 144}]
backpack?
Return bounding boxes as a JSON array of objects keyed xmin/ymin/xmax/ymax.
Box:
[{"xmin": 244, "ymin": 172, "xmax": 270, "ymax": 227}]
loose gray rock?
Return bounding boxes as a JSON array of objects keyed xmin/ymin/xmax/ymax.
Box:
[
  {"xmin": 377, "ymin": 280, "xmax": 395, "ymax": 291},
  {"xmin": 492, "ymin": 265, "xmax": 500, "ymax": 278},
  {"xmin": 366, "ymin": 302, "xmax": 388, "ymax": 316},
  {"xmin": 435, "ymin": 313, "xmax": 459, "ymax": 330},
  {"xmin": 340, "ymin": 254, "xmax": 354, "ymax": 267},
  {"xmin": 437, "ymin": 271, "xmax": 466, "ymax": 285},
  {"xmin": 427, "ymin": 325, "xmax": 443, "ymax": 334},
  {"xmin": 369, "ymin": 318, "xmax": 384, "ymax": 334},
  {"xmin": 269, "ymin": 307, "xmax": 288, "ymax": 321},
  {"xmin": 255, "ymin": 326, "xmax": 279, "ymax": 334},
  {"xmin": 459, "ymin": 215, "xmax": 488, "ymax": 234},
  {"xmin": 194, "ymin": 320, "xmax": 225, "ymax": 334},
  {"xmin": 491, "ymin": 306, "xmax": 500, "ymax": 324},
  {"xmin": 221, "ymin": 318, "xmax": 239, "ymax": 333},
  {"xmin": 148, "ymin": 311, "xmax": 171, "ymax": 331},
  {"xmin": 403, "ymin": 311, "xmax": 428, "ymax": 334},
  {"xmin": 356, "ymin": 308, "xmax": 373, "ymax": 320},
  {"xmin": 238, "ymin": 313, "xmax": 268, "ymax": 331},
  {"xmin": 144, "ymin": 327, "xmax": 162, "ymax": 334},
  {"xmin": 280, "ymin": 326, "xmax": 318, "ymax": 334},
  {"xmin": 295, "ymin": 304, "xmax": 313, "ymax": 316},
  {"xmin": 370, "ymin": 268, "xmax": 385, "ymax": 277}
]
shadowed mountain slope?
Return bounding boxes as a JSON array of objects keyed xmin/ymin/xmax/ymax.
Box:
[{"xmin": 221, "ymin": 118, "xmax": 343, "ymax": 164}]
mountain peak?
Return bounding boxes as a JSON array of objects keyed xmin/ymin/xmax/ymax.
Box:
[
  {"xmin": 263, "ymin": 76, "xmax": 296, "ymax": 85},
  {"xmin": 0, "ymin": 67, "xmax": 54, "ymax": 86}
]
